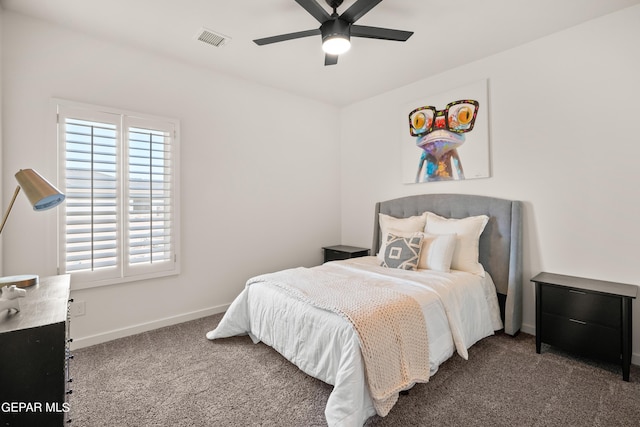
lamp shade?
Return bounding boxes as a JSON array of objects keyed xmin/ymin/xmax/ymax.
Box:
[{"xmin": 15, "ymin": 169, "xmax": 65, "ymax": 211}]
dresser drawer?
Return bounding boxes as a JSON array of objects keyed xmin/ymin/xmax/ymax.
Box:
[
  {"xmin": 540, "ymin": 283, "xmax": 621, "ymax": 329},
  {"xmin": 540, "ymin": 312, "xmax": 621, "ymax": 363}
]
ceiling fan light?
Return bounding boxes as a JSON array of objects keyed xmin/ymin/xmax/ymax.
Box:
[
  {"xmin": 322, "ymin": 36, "xmax": 351, "ymax": 55},
  {"xmin": 320, "ymin": 18, "xmax": 351, "ymax": 55}
]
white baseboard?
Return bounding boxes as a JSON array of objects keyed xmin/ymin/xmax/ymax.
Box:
[
  {"xmin": 70, "ymin": 304, "xmax": 230, "ymax": 350},
  {"xmin": 519, "ymin": 321, "xmax": 640, "ymax": 366},
  {"xmin": 520, "ymin": 321, "xmax": 535, "ymax": 336}
]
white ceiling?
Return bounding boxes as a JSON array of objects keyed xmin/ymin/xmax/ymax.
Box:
[{"xmin": 2, "ymin": 0, "xmax": 639, "ymax": 106}]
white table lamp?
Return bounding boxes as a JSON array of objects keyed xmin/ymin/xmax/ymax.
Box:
[{"xmin": 0, "ymin": 169, "xmax": 65, "ymax": 288}]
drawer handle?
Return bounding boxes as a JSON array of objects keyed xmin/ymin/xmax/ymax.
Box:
[
  {"xmin": 569, "ymin": 290, "xmax": 586, "ymax": 295},
  {"xmin": 569, "ymin": 318, "xmax": 587, "ymax": 325}
]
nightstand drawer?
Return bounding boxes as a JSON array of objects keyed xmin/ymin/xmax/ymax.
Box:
[
  {"xmin": 541, "ymin": 312, "xmax": 621, "ymax": 362},
  {"xmin": 540, "ymin": 284, "xmax": 621, "ymax": 329},
  {"xmin": 323, "ymin": 245, "xmax": 370, "ymax": 262},
  {"xmin": 325, "ymin": 248, "xmax": 349, "ymax": 261}
]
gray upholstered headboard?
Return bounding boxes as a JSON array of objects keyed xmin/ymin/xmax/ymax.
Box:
[{"xmin": 372, "ymin": 193, "xmax": 523, "ymax": 335}]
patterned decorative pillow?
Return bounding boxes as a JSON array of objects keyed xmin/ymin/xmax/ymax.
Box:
[{"xmin": 380, "ymin": 233, "xmax": 423, "ymax": 270}]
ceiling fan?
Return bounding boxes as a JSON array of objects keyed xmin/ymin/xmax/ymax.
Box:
[{"xmin": 253, "ymin": 0, "xmax": 414, "ymax": 66}]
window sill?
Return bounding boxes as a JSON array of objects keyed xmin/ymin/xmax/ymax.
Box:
[{"xmin": 70, "ymin": 269, "xmax": 180, "ymax": 291}]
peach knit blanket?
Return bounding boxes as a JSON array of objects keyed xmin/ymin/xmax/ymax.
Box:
[{"xmin": 248, "ymin": 267, "xmax": 430, "ymax": 416}]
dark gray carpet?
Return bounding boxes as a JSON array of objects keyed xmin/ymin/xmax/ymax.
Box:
[{"xmin": 70, "ymin": 313, "xmax": 640, "ymax": 426}]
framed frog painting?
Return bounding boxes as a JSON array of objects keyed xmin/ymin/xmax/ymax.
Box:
[{"xmin": 401, "ymin": 79, "xmax": 490, "ymax": 183}]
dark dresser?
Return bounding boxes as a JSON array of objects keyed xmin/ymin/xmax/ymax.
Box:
[
  {"xmin": 532, "ymin": 272, "xmax": 637, "ymax": 381},
  {"xmin": 0, "ymin": 275, "xmax": 72, "ymax": 426},
  {"xmin": 323, "ymin": 245, "xmax": 370, "ymax": 263}
]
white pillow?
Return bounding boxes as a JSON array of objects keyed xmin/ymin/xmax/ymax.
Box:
[
  {"xmin": 377, "ymin": 212, "xmax": 427, "ymax": 261},
  {"xmin": 418, "ymin": 232, "xmax": 456, "ymax": 272},
  {"xmin": 424, "ymin": 212, "xmax": 489, "ymax": 276}
]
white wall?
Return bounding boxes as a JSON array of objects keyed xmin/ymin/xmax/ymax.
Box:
[
  {"xmin": 1, "ymin": 11, "xmax": 341, "ymax": 347},
  {"xmin": 340, "ymin": 6, "xmax": 640, "ymax": 361}
]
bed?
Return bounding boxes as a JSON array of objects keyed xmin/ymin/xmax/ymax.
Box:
[{"xmin": 207, "ymin": 193, "xmax": 522, "ymax": 426}]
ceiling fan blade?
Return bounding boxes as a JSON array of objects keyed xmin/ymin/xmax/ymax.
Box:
[
  {"xmin": 340, "ymin": 0, "xmax": 383, "ymax": 24},
  {"xmin": 253, "ymin": 28, "xmax": 321, "ymax": 46},
  {"xmin": 295, "ymin": 0, "xmax": 331, "ymax": 23},
  {"xmin": 351, "ymin": 25, "xmax": 413, "ymax": 41},
  {"xmin": 324, "ymin": 54, "xmax": 339, "ymax": 66}
]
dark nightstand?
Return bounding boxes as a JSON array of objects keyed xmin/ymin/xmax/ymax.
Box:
[
  {"xmin": 532, "ymin": 272, "xmax": 637, "ymax": 381},
  {"xmin": 323, "ymin": 245, "xmax": 370, "ymax": 263}
]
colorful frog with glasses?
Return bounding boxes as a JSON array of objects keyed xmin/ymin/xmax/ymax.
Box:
[{"xmin": 409, "ymin": 100, "xmax": 479, "ymax": 182}]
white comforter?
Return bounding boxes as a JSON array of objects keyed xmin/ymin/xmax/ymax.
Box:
[{"xmin": 207, "ymin": 257, "xmax": 503, "ymax": 427}]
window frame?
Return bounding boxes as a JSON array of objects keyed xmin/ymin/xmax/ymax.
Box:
[{"xmin": 55, "ymin": 99, "xmax": 181, "ymax": 290}]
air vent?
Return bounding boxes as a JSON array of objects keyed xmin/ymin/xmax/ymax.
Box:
[{"xmin": 196, "ymin": 28, "xmax": 231, "ymax": 47}]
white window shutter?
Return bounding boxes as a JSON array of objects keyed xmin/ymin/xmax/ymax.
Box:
[
  {"xmin": 57, "ymin": 101, "xmax": 180, "ymax": 288},
  {"xmin": 124, "ymin": 117, "xmax": 176, "ymax": 276}
]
